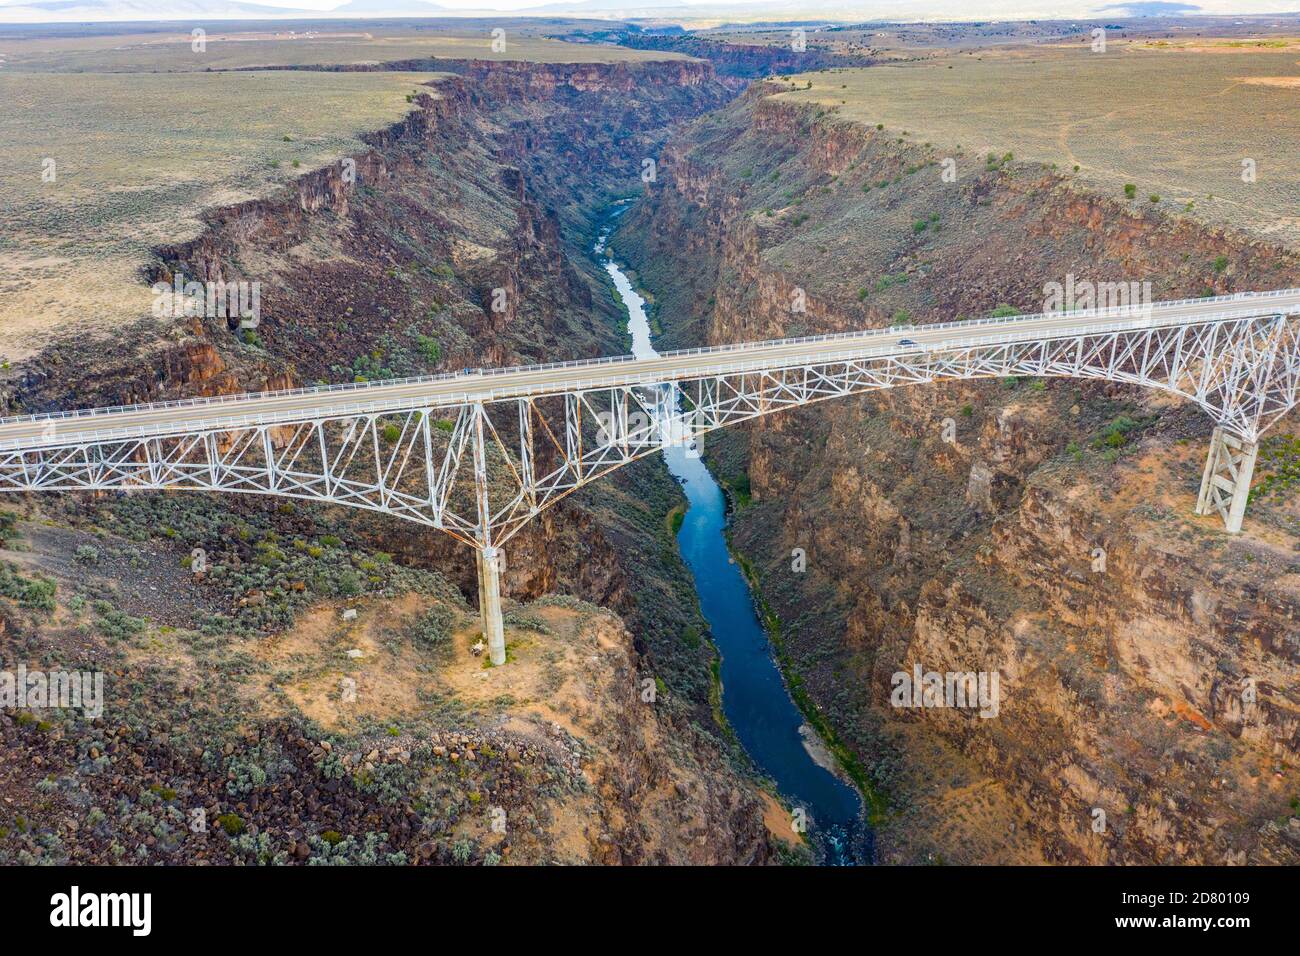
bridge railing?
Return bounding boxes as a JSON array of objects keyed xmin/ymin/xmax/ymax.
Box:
[{"xmin": 1, "ymin": 302, "xmax": 1285, "ymax": 453}]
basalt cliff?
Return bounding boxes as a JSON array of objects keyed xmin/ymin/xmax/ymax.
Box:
[{"xmin": 615, "ymin": 83, "xmax": 1300, "ymax": 864}]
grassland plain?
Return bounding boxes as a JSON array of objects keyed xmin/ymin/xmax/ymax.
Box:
[
  {"xmin": 775, "ymin": 42, "xmax": 1300, "ymax": 248},
  {"xmin": 0, "ymin": 28, "xmax": 691, "ymax": 73},
  {"xmin": 0, "ymin": 69, "xmax": 440, "ymax": 360}
]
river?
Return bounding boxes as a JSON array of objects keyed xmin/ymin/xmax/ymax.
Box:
[{"xmin": 595, "ymin": 215, "xmax": 867, "ymax": 865}]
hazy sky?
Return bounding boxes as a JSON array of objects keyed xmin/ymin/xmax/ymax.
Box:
[
  {"xmin": 270, "ymin": 0, "xmax": 1300, "ymax": 14},
  {"xmin": 4, "ymin": 0, "xmax": 1300, "ymax": 19}
]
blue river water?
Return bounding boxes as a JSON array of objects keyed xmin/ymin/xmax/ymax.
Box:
[{"xmin": 595, "ymin": 218, "xmax": 866, "ymax": 864}]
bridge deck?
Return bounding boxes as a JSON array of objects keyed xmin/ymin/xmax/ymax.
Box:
[{"xmin": 4, "ymin": 288, "xmax": 1300, "ymax": 451}]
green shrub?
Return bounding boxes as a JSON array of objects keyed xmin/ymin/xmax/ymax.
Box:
[
  {"xmin": 336, "ymin": 570, "xmax": 363, "ymax": 596},
  {"xmin": 0, "ymin": 562, "xmax": 56, "ymax": 611},
  {"xmin": 502, "ymin": 610, "xmax": 552, "ymax": 635},
  {"xmin": 1091, "ymin": 415, "xmax": 1155, "ymax": 451},
  {"xmin": 93, "ymin": 601, "xmax": 147, "ymax": 640},
  {"xmin": 409, "ymin": 605, "xmax": 455, "ymax": 649},
  {"xmin": 1250, "ymin": 434, "xmax": 1300, "ymax": 503},
  {"xmin": 416, "ymin": 335, "xmax": 441, "ymax": 363}
]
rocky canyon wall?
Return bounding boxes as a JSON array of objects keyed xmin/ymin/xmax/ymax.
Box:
[{"xmin": 616, "ymin": 83, "xmax": 1300, "ymax": 864}]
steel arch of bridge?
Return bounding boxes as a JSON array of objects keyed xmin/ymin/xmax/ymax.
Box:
[{"xmin": 1, "ymin": 297, "xmax": 1299, "ymax": 663}]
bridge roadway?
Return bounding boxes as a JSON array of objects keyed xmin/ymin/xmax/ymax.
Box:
[{"xmin": 2, "ymin": 288, "xmax": 1300, "ymax": 452}]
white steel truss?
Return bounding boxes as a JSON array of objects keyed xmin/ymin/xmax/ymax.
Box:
[{"xmin": 2, "ymin": 302, "xmax": 1299, "ymax": 662}]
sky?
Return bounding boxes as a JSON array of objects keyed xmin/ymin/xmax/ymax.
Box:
[
  {"xmin": 2, "ymin": 0, "xmax": 1299, "ymax": 22},
  {"xmin": 264, "ymin": 0, "xmax": 1290, "ymax": 9},
  {"xmin": 264, "ymin": 1, "xmax": 1295, "ymax": 9},
  {"xmin": 330, "ymin": 1, "xmax": 1279, "ymax": 14}
]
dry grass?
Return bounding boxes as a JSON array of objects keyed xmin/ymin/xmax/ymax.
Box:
[
  {"xmin": 775, "ymin": 42, "xmax": 1300, "ymax": 248},
  {"xmin": 0, "ymin": 28, "xmax": 690, "ymax": 73},
  {"xmin": 0, "ymin": 69, "xmax": 438, "ymax": 361}
]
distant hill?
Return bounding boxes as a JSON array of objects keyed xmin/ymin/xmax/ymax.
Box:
[
  {"xmin": 327, "ymin": 0, "xmax": 452, "ymax": 14},
  {"xmin": 0, "ymin": 0, "xmax": 318, "ymax": 23}
]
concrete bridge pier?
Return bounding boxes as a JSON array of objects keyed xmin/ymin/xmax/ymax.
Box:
[
  {"xmin": 477, "ymin": 546, "xmax": 506, "ymax": 666},
  {"xmin": 475, "ymin": 547, "xmax": 487, "ymax": 637},
  {"xmin": 1196, "ymin": 426, "xmax": 1259, "ymax": 534},
  {"xmin": 469, "ymin": 400, "xmax": 506, "ymax": 666}
]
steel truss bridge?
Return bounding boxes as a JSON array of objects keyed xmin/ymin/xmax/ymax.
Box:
[{"xmin": 2, "ymin": 288, "xmax": 1299, "ymax": 664}]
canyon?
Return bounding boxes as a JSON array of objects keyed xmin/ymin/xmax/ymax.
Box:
[
  {"xmin": 2, "ymin": 33, "xmax": 1298, "ymax": 867},
  {"xmin": 0, "ymin": 54, "xmax": 801, "ymax": 865}
]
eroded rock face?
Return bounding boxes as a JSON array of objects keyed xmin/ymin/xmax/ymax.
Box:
[
  {"xmin": 614, "ymin": 35, "xmax": 874, "ymax": 82},
  {"xmin": 617, "ymin": 84, "xmax": 1300, "ymax": 864},
  {"xmin": 13, "ymin": 60, "xmax": 732, "ymax": 416},
  {"xmin": 541, "ymin": 610, "xmax": 773, "ymax": 864},
  {"xmin": 966, "ymin": 462, "xmax": 994, "ymax": 513}
]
